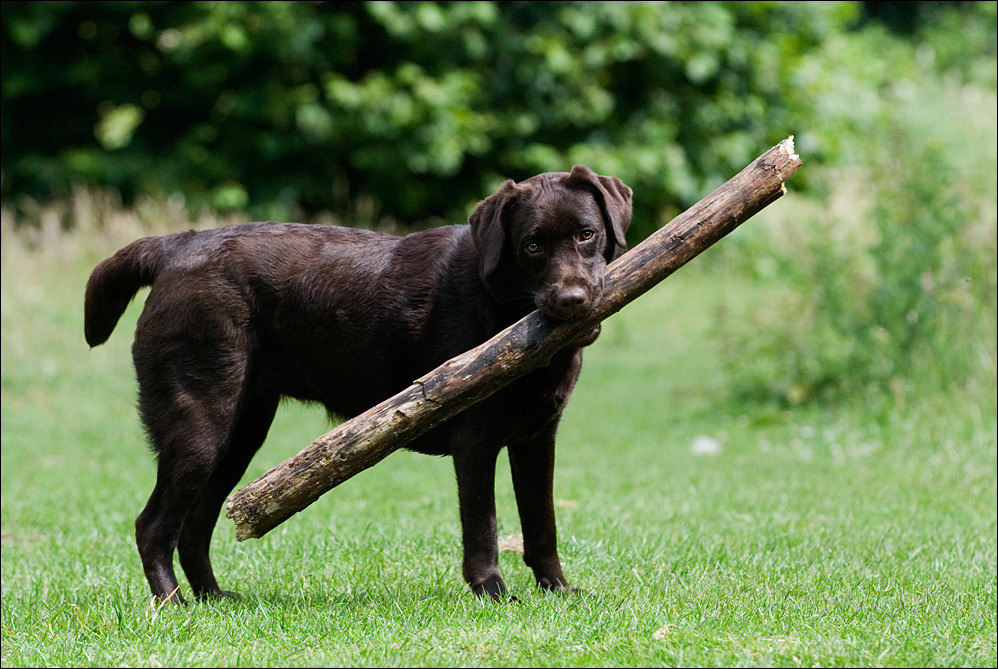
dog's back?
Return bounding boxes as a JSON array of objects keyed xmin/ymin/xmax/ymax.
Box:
[{"xmin": 86, "ymin": 222, "xmax": 476, "ymax": 417}]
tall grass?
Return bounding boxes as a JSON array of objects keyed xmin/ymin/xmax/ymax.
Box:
[{"xmin": 715, "ymin": 73, "xmax": 997, "ymax": 409}]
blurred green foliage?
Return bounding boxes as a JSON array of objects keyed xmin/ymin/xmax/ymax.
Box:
[
  {"xmin": 716, "ymin": 23, "xmax": 997, "ymax": 406},
  {"xmin": 8, "ymin": 0, "xmax": 987, "ymax": 238},
  {"xmin": 2, "ymin": 0, "xmax": 995, "ymax": 406}
]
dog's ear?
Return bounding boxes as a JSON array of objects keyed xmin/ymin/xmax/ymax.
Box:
[
  {"xmin": 469, "ymin": 179, "xmax": 519, "ymax": 278},
  {"xmin": 566, "ymin": 164, "xmax": 632, "ymax": 260}
]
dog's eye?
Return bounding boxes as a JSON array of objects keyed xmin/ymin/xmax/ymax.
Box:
[
  {"xmin": 525, "ymin": 242, "xmax": 540, "ymax": 254},
  {"xmin": 580, "ymin": 230, "xmax": 595, "ymax": 241}
]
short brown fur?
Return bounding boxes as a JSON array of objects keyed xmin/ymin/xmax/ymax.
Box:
[{"xmin": 85, "ymin": 165, "xmax": 631, "ymax": 602}]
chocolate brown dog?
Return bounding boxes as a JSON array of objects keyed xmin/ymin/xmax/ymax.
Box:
[{"xmin": 85, "ymin": 165, "xmax": 631, "ymax": 602}]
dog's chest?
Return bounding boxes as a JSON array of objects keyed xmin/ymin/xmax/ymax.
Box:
[{"xmin": 494, "ymin": 348, "xmax": 582, "ymax": 434}]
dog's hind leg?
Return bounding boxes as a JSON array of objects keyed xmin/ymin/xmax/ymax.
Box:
[
  {"xmin": 131, "ymin": 312, "xmax": 252, "ymax": 603},
  {"xmin": 178, "ymin": 389, "xmax": 279, "ymax": 600},
  {"xmin": 135, "ymin": 435, "xmax": 234, "ymax": 604}
]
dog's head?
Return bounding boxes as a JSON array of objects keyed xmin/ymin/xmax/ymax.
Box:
[{"xmin": 470, "ymin": 165, "xmax": 632, "ymax": 321}]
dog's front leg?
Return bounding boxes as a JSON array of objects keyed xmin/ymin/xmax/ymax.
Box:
[
  {"xmin": 508, "ymin": 426, "xmax": 576, "ymax": 593},
  {"xmin": 451, "ymin": 426, "xmax": 506, "ymax": 599}
]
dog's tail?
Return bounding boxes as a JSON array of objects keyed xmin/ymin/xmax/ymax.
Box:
[{"xmin": 84, "ymin": 235, "xmax": 170, "ymax": 347}]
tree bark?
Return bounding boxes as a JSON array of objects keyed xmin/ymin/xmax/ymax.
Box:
[{"xmin": 226, "ymin": 136, "xmax": 802, "ymax": 540}]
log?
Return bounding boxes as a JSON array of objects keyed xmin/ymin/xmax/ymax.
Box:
[{"xmin": 226, "ymin": 136, "xmax": 802, "ymax": 540}]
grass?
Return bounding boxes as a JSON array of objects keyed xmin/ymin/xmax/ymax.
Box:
[{"xmin": 1, "ymin": 201, "xmax": 995, "ymax": 667}]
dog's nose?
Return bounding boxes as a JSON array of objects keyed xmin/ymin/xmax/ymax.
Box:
[{"xmin": 555, "ymin": 287, "xmax": 589, "ymax": 315}]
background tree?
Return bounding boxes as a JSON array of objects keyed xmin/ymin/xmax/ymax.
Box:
[{"xmin": 10, "ymin": 1, "xmax": 985, "ymax": 239}]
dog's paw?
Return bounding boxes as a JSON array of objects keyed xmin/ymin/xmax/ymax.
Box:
[
  {"xmin": 470, "ymin": 573, "xmax": 509, "ymax": 601},
  {"xmin": 536, "ymin": 577, "xmax": 585, "ymax": 596},
  {"xmin": 552, "ymin": 584, "xmax": 586, "ymax": 596},
  {"xmin": 195, "ymin": 588, "xmax": 243, "ymax": 603}
]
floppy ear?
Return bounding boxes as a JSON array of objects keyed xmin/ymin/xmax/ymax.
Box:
[
  {"xmin": 566, "ymin": 164, "xmax": 633, "ymax": 260},
  {"xmin": 469, "ymin": 179, "xmax": 519, "ymax": 278}
]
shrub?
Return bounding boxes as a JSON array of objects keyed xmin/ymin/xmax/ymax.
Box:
[
  {"xmin": 717, "ymin": 67, "xmax": 997, "ymax": 406},
  {"xmin": 2, "ymin": 1, "xmax": 856, "ymax": 236}
]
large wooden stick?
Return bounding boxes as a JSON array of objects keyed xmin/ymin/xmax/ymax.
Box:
[{"xmin": 226, "ymin": 136, "xmax": 802, "ymax": 540}]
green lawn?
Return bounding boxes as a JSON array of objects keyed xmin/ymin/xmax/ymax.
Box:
[{"xmin": 2, "ymin": 221, "xmax": 995, "ymax": 667}]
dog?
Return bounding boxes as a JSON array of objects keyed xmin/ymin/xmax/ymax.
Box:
[{"xmin": 84, "ymin": 164, "xmax": 632, "ymax": 602}]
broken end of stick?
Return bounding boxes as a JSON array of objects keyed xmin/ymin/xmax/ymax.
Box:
[
  {"xmin": 777, "ymin": 136, "xmax": 802, "ymax": 180},
  {"xmin": 225, "ymin": 499, "xmax": 260, "ymax": 541},
  {"xmin": 753, "ymin": 136, "xmax": 802, "ymax": 192},
  {"xmin": 781, "ymin": 135, "xmax": 800, "ymax": 163},
  {"xmin": 233, "ymin": 525, "xmax": 257, "ymax": 542}
]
